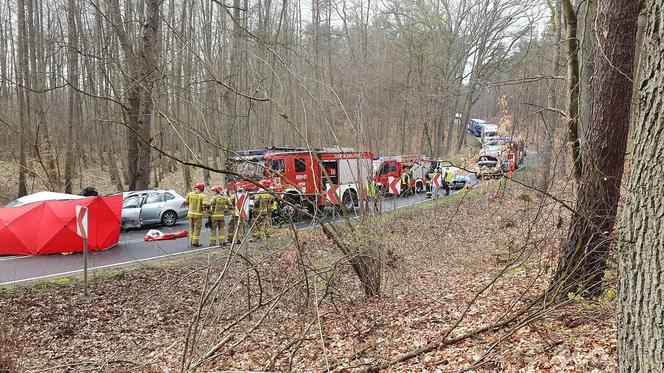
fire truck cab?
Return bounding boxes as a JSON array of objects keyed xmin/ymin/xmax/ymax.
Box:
[
  {"xmin": 267, "ymin": 148, "xmax": 373, "ymax": 209},
  {"xmin": 374, "ymin": 155, "xmax": 430, "ymax": 193}
]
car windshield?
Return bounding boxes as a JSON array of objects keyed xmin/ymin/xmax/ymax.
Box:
[{"xmin": 226, "ymin": 157, "xmax": 265, "ymax": 181}]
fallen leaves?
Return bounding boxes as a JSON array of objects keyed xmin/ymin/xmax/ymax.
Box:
[{"xmin": 0, "ymin": 184, "xmax": 617, "ymax": 372}]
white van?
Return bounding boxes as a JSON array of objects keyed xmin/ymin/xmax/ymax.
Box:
[{"xmin": 481, "ymin": 124, "xmax": 499, "ymax": 143}]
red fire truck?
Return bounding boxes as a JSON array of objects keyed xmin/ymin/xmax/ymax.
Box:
[
  {"xmin": 225, "ymin": 147, "xmax": 306, "ymax": 193},
  {"xmin": 373, "ymin": 155, "xmax": 431, "ymax": 194},
  {"xmin": 227, "ymin": 147, "xmax": 374, "ymax": 214}
]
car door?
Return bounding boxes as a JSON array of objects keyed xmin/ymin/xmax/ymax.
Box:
[
  {"xmin": 122, "ymin": 195, "xmax": 143, "ymax": 229},
  {"xmin": 140, "ymin": 192, "xmax": 165, "ymax": 224}
]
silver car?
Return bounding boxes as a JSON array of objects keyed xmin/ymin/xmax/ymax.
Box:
[{"xmin": 121, "ymin": 190, "xmax": 188, "ymax": 229}]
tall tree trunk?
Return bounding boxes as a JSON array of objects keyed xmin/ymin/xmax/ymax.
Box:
[
  {"xmin": 553, "ymin": 0, "xmax": 638, "ymax": 297},
  {"xmin": 111, "ymin": 0, "xmax": 162, "ymax": 190},
  {"xmin": 539, "ymin": 0, "xmax": 562, "ymax": 191},
  {"xmin": 618, "ymin": 1, "xmax": 664, "ymax": 368},
  {"xmin": 64, "ymin": 0, "xmax": 79, "ymax": 194},
  {"xmin": 30, "ymin": 0, "xmax": 60, "ymax": 190},
  {"xmin": 578, "ymin": 0, "xmax": 597, "ymax": 139},
  {"xmin": 561, "ymin": 0, "xmax": 583, "ymax": 180},
  {"xmin": 134, "ymin": 0, "xmax": 163, "ymax": 189},
  {"xmin": 16, "ymin": 0, "xmax": 29, "ymax": 197}
]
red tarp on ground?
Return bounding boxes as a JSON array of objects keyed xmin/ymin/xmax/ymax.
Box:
[
  {"xmin": 0, "ymin": 195, "xmax": 122, "ymax": 256},
  {"xmin": 144, "ymin": 230, "xmax": 188, "ymax": 242}
]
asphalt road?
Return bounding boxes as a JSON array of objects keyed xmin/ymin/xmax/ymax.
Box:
[{"xmin": 0, "ymin": 184, "xmax": 477, "ymax": 286}]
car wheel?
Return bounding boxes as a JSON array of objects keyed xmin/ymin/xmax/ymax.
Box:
[{"xmin": 161, "ymin": 210, "xmax": 178, "ymax": 227}]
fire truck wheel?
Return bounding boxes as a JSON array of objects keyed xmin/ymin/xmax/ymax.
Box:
[
  {"xmin": 342, "ymin": 190, "xmax": 358, "ymax": 210},
  {"xmin": 281, "ymin": 193, "xmax": 301, "ymax": 221}
]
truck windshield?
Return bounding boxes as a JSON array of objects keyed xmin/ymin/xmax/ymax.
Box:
[{"xmin": 226, "ymin": 158, "xmax": 266, "ymax": 181}]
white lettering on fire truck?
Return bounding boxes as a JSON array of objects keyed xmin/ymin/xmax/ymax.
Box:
[
  {"xmin": 296, "ymin": 174, "xmax": 307, "ymax": 180},
  {"xmin": 333, "ymin": 153, "xmax": 361, "ymax": 159}
]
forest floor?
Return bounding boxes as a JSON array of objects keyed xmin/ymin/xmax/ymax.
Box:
[{"xmin": 0, "ymin": 177, "xmax": 617, "ymax": 372}]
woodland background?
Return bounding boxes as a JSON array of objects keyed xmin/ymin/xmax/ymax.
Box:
[{"xmin": 0, "ymin": 0, "xmax": 566, "ymax": 200}]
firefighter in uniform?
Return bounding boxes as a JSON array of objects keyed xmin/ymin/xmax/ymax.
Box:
[
  {"xmin": 425, "ymin": 168, "xmax": 434, "ymax": 198},
  {"xmin": 208, "ymin": 185, "xmax": 231, "ymax": 246},
  {"xmin": 186, "ymin": 182, "xmax": 208, "ymax": 247},
  {"xmin": 270, "ymin": 198, "xmax": 281, "ymax": 227},
  {"xmin": 252, "ymin": 182, "xmax": 275, "ymax": 240},
  {"xmin": 228, "ymin": 188, "xmax": 246, "ymax": 243},
  {"xmin": 400, "ymin": 169, "xmax": 411, "ymax": 196},
  {"xmin": 366, "ymin": 176, "xmax": 379, "ymax": 213},
  {"xmin": 444, "ymin": 167, "xmax": 452, "ymax": 196}
]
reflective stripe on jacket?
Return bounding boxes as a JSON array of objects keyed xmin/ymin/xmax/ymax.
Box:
[
  {"xmin": 187, "ymin": 192, "xmax": 207, "ymax": 217},
  {"xmin": 445, "ymin": 171, "xmax": 453, "ymax": 182},
  {"xmin": 210, "ymin": 195, "xmax": 230, "ymax": 220}
]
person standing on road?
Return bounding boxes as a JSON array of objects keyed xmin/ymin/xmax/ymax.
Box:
[
  {"xmin": 208, "ymin": 185, "xmax": 231, "ymax": 246},
  {"xmin": 366, "ymin": 176, "xmax": 379, "ymax": 213},
  {"xmin": 400, "ymin": 168, "xmax": 412, "ymax": 196},
  {"xmin": 186, "ymin": 182, "xmax": 208, "ymax": 247},
  {"xmin": 425, "ymin": 167, "xmax": 434, "ymax": 198},
  {"xmin": 444, "ymin": 167, "xmax": 452, "ymax": 196},
  {"xmin": 252, "ymin": 182, "xmax": 275, "ymax": 240},
  {"xmin": 270, "ymin": 196, "xmax": 281, "ymax": 227},
  {"xmin": 508, "ymin": 149, "xmax": 516, "ymax": 178}
]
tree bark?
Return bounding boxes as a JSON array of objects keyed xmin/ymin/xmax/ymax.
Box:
[
  {"xmin": 561, "ymin": 0, "xmax": 583, "ymax": 180},
  {"xmin": 618, "ymin": 0, "xmax": 664, "ymax": 369},
  {"xmin": 578, "ymin": 0, "xmax": 597, "ymax": 143},
  {"xmin": 110, "ymin": 0, "xmax": 162, "ymax": 190},
  {"xmin": 539, "ymin": 0, "xmax": 562, "ymax": 191},
  {"xmin": 134, "ymin": 0, "xmax": 162, "ymax": 189},
  {"xmin": 16, "ymin": 0, "xmax": 29, "ymax": 197},
  {"xmin": 553, "ymin": 0, "xmax": 638, "ymax": 297},
  {"xmin": 64, "ymin": 0, "xmax": 79, "ymax": 194}
]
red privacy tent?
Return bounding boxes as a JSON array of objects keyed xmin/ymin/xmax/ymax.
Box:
[{"xmin": 0, "ymin": 195, "xmax": 122, "ymax": 256}]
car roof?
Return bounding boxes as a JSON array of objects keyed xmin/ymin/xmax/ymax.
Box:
[
  {"xmin": 123, "ymin": 189, "xmax": 178, "ymax": 196},
  {"xmin": 5, "ymin": 191, "xmax": 86, "ymax": 207}
]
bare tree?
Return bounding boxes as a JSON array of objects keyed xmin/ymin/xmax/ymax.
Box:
[
  {"xmin": 108, "ymin": 0, "xmax": 163, "ymax": 190},
  {"xmin": 16, "ymin": 0, "xmax": 29, "ymax": 197},
  {"xmin": 64, "ymin": 0, "xmax": 79, "ymax": 193},
  {"xmin": 553, "ymin": 0, "xmax": 639, "ymax": 297},
  {"xmin": 538, "ymin": 0, "xmax": 562, "ymax": 191}
]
